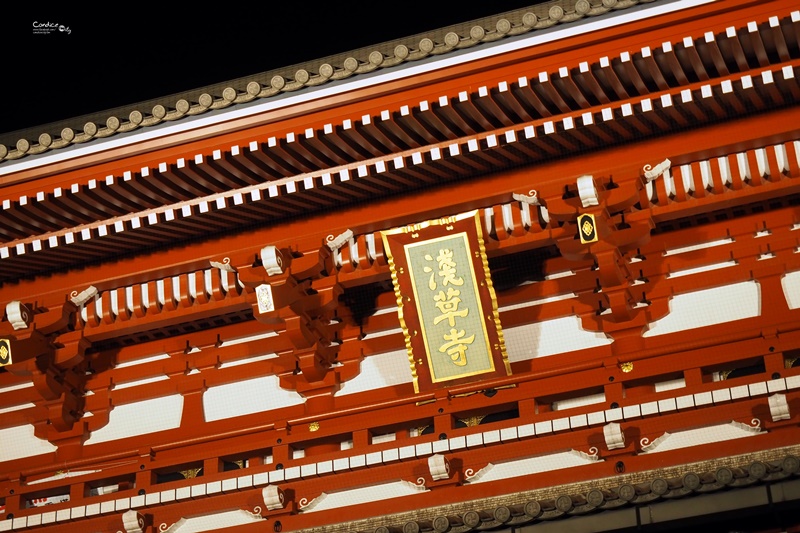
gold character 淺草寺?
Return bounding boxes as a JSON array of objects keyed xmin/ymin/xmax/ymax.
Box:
[
  {"xmin": 433, "ymin": 287, "xmax": 469, "ymax": 326},
  {"xmin": 439, "ymin": 328, "xmax": 474, "ymax": 366},
  {"xmin": 436, "ymin": 248, "xmax": 464, "ymax": 286},
  {"xmin": 424, "ymin": 247, "xmax": 474, "ymax": 368}
]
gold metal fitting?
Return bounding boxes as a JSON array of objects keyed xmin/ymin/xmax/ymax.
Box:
[{"xmin": 619, "ymin": 362, "xmax": 634, "ymax": 373}]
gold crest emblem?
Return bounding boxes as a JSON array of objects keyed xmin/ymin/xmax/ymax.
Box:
[
  {"xmin": 578, "ymin": 213, "xmax": 598, "ymax": 244},
  {"xmin": 0, "ymin": 339, "xmax": 11, "ymax": 366}
]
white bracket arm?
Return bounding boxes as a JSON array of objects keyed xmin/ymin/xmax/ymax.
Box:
[
  {"xmin": 603, "ymin": 422, "xmax": 626, "ymax": 450},
  {"xmin": 5, "ymin": 301, "xmax": 30, "ymax": 330},
  {"xmin": 428, "ymin": 453, "xmax": 451, "ymax": 481},
  {"xmin": 262, "ymin": 485, "xmax": 286, "ymax": 511},
  {"xmin": 577, "ymin": 175, "xmax": 599, "ymax": 208}
]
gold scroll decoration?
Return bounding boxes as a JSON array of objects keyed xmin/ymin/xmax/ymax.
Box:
[
  {"xmin": 0, "ymin": 339, "xmax": 11, "ymax": 366},
  {"xmin": 381, "ymin": 211, "xmax": 510, "ymax": 393}
]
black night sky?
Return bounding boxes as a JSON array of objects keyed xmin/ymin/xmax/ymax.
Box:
[{"xmin": 1, "ymin": 2, "xmax": 541, "ymax": 140}]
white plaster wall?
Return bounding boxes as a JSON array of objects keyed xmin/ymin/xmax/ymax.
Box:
[
  {"xmin": 0, "ymin": 425, "xmax": 57, "ymax": 462},
  {"xmin": 504, "ymin": 316, "xmax": 612, "ymax": 362},
  {"xmin": 203, "ymin": 375, "xmax": 304, "ymax": 422},
  {"xmin": 782, "ymin": 271, "xmax": 800, "ymax": 309},
  {"xmin": 644, "ymin": 281, "xmax": 760, "ymax": 337},
  {"xmin": 86, "ymin": 395, "xmax": 184, "ymax": 445},
  {"xmin": 337, "ymin": 349, "xmax": 413, "ymax": 396}
]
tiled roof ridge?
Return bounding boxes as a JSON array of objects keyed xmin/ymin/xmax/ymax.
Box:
[
  {"xmin": 0, "ymin": 0, "xmax": 653, "ymax": 165},
  {"xmin": 307, "ymin": 446, "xmax": 800, "ymax": 533}
]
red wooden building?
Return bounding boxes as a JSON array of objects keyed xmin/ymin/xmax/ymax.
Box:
[{"xmin": 1, "ymin": 0, "xmax": 800, "ymax": 531}]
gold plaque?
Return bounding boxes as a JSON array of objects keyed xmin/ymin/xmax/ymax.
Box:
[
  {"xmin": 381, "ymin": 211, "xmax": 510, "ymax": 393},
  {"xmin": 578, "ymin": 213, "xmax": 598, "ymax": 244}
]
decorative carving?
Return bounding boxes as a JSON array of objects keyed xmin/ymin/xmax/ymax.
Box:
[
  {"xmin": 639, "ymin": 434, "xmax": 664, "ymax": 452},
  {"xmin": 70, "ymin": 285, "xmax": 98, "ymax": 306},
  {"xmin": 181, "ymin": 467, "xmax": 202, "ymax": 479},
  {"xmin": 576, "ymin": 175, "xmax": 599, "ymax": 207},
  {"xmin": 121, "ymin": 510, "xmax": 145, "ymax": 533},
  {"xmin": 643, "ymin": 158, "xmax": 671, "ymax": 182},
  {"xmin": 6, "ymin": 301, "xmax": 31, "ymax": 330},
  {"xmin": 571, "ymin": 448, "xmax": 601, "ymax": 461},
  {"xmin": 458, "ymin": 415, "xmax": 486, "ymax": 427},
  {"xmin": 159, "ymin": 519, "xmax": 186, "ymax": 532},
  {"xmin": 512, "ymin": 189, "xmax": 539, "ymax": 205},
  {"xmin": 210, "ymin": 257, "xmax": 236, "ymax": 272},
  {"xmin": 261, "ymin": 246, "xmax": 285, "ymax": 276},
  {"xmin": 428, "ymin": 454, "xmax": 451, "ymax": 481},
  {"xmin": 246, "ymin": 506, "xmax": 263, "ymax": 519},
  {"xmin": 262, "ymin": 485, "xmax": 285, "ymax": 511},
  {"xmin": 768, "ymin": 393, "xmax": 790, "ymax": 421},
  {"xmin": 326, "ymin": 229, "xmax": 353, "ymax": 251},
  {"xmin": 603, "ymin": 422, "xmax": 625, "ymax": 450}
]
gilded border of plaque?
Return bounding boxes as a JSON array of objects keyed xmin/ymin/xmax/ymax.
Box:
[{"xmin": 381, "ymin": 211, "xmax": 511, "ymax": 393}]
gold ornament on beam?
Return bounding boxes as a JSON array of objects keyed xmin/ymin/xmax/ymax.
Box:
[
  {"xmin": 578, "ymin": 213, "xmax": 598, "ymax": 244},
  {"xmin": 0, "ymin": 339, "xmax": 11, "ymax": 366}
]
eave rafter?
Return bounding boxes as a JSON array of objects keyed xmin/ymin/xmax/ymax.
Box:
[
  {"xmin": 0, "ymin": 3, "xmax": 798, "ymax": 275},
  {"xmin": 1, "ymin": 104, "xmax": 798, "ymax": 308},
  {"xmin": 1, "ymin": 79, "xmax": 800, "ymax": 286}
]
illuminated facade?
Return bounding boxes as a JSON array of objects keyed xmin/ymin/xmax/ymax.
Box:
[{"xmin": 1, "ymin": 0, "xmax": 800, "ymax": 531}]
